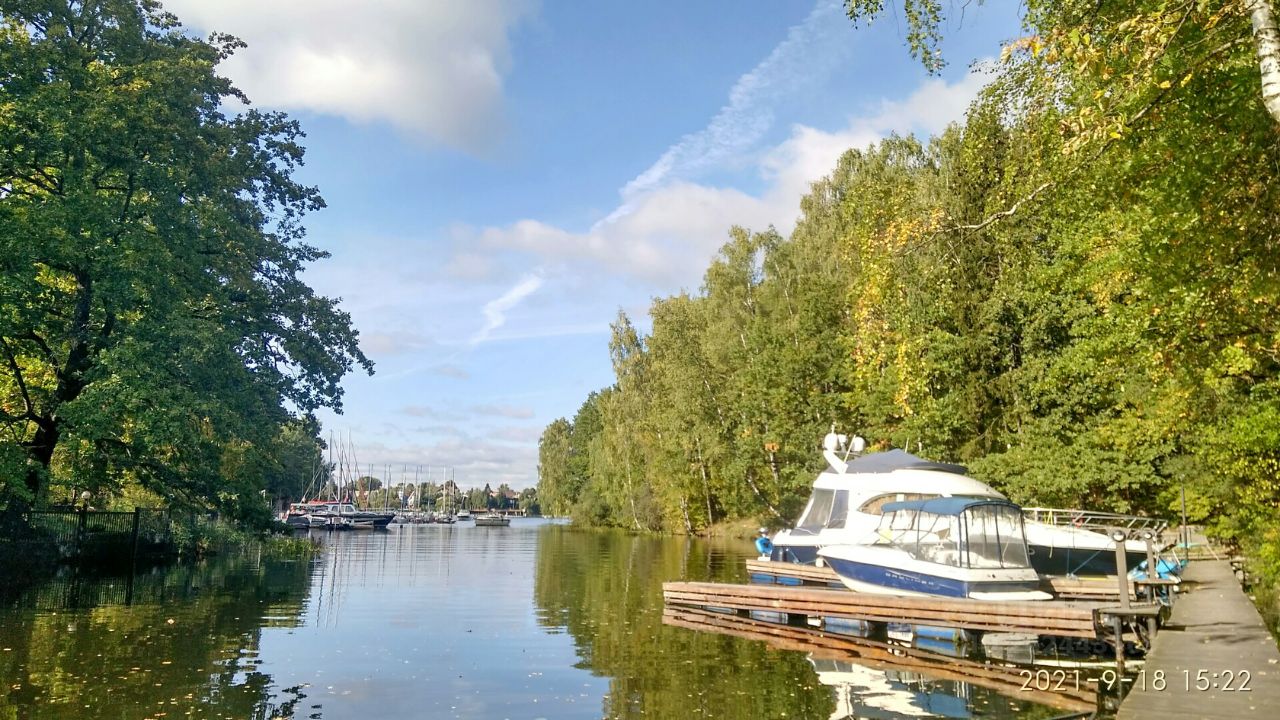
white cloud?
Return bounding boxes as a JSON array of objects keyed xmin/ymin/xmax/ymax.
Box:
[
  {"xmin": 400, "ymin": 405, "xmax": 440, "ymax": 418},
  {"xmin": 359, "ymin": 330, "xmax": 436, "ymax": 357},
  {"xmin": 431, "ymin": 364, "xmax": 470, "ymax": 380},
  {"xmin": 463, "ymin": 184, "xmax": 774, "ymax": 287},
  {"xmin": 866, "ymin": 71, "xmax": 994, "ymax": 137},
  {"xmin": 619, "ymin": 0, "xmax": 850, "ymax": 201},
  {"xmin": 462, "ymin": 65, "xmax": 991, "ymax": 290},
  {"xmin": 491, "ymin": 425, "xmax": 544, "ymax": 443},
  {"xmin": 481, "ymin": 321, "xmax": 611, "ymax": 344},
  {"xmin": 164, "ymin": 0, "xmax": 535, "ymax": 151},
  {"xmin": 471, "ymin": 404, "xmax": 536, "ymax": 419},
  {"xmin": 470, "ymin": 273, "xmax": 544, "ymax": 344},
  {"xmin": 340, "ymin": 435, "xmax": 540, "ymax": 489}
]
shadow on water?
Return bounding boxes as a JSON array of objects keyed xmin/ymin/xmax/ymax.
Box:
[{"xmin": 0, "ymin": 547, "xmax": 315, "ymax": 720}]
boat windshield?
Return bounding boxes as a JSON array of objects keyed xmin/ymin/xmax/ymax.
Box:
[
  {"xmin": 963, "ymin": 503, "xmax": 1030, "ymax": 569},
  {"xmin": 796, "ymin": 489, "xmax": 852, "ymax": 532},
  {"xmin": 877, "ymin": 510, "xmax": 963, "ymax": 567},
  {"xmin": 875, "ymin": 502, "xmax": 1031, "ymax": 569},
  {"xmin": 796, "ymin": 489, "xmax": 835, "ymax": 533}
]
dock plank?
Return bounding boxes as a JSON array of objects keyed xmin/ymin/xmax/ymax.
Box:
[
  {"xmin": 1117, "ymin": 560, "xmax": 1280, "ymax": 718},
  {"xmin": 664, "ymin": 580, "xmax": 1101, "ymax": 637}
]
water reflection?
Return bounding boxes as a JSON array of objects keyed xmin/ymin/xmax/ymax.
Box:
[
  {"xmin": 0, "ymin": 548, "xmax": 312, "ymax": 719},
  {"xmin": 810, "ymin": 659, "xmax": 976, "ymax": 719},
  {"xmin": 0, "ymin": 522, "xmax": 1087, "ymax": 719},
  {"xmin": 533, "ymin": 526, "xmax": 838, "ymax": 719},
  {"xmin": 663, "ymin": 605, "xmax": 1087, "ymax": 718}
]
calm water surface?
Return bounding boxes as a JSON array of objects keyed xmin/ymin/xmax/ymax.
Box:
[{"xmin": 0, "ymin": 520, "xmax": 1078, "ymax": 719}]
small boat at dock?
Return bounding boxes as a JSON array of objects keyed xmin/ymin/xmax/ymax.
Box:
[
  {"xmin": 474, "ymin": 512, "xmax": 510, "ymax": 527},
  {"xmin": 818, "ymin": 497, "xmax": 1053, "ymax": 602},
  {"xmin": 285, "ymin": 501, "xmax": 393, "ymax": 530}
]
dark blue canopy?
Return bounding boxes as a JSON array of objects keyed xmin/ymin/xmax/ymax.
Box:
[
  {"xmin": 880, "ymin": 497, "xmax": 1019, "ymax": 516},
  {"xmin": 843, "ymin": 448, "xmax": 968, "ymax": 475}
]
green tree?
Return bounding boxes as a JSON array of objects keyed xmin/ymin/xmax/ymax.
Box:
[
  {"xmin": 537, "ymin": 418, "xmax": 572, "ymax": 515},
  {"xmin": 260, "ymin": 420, "xmax": 326, "ymax": 508},
  {"xmin": 0, "ymin": 1, "xmax": 371, "ymax": 519},
  {"xmin": 495, "ymin": 482, "xmax": 513, "ymax": 509},
  {"xmin": 517, "ymin": 487, "xmax": 539, "ymax": 515}
]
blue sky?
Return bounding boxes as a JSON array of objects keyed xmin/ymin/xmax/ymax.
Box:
[{"xmin": 165, "ymin": 1, "xmax": 1023, "ymax": 489}]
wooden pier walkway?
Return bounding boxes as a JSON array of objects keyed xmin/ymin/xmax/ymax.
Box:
[
  {"xmin": 664, "ymin": 581, "xmax": 1103, "ymax": 637},
  {"xmin": 1117, "ymin": 559, "xmax": 1280, "ymax": 718}
]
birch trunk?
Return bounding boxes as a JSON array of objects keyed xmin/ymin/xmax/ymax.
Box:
[{"xmin": 1250, "ymin": 0, "xmax": 1280, "ymax": 124}]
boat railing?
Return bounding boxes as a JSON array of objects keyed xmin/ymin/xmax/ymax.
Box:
[{"xmin": 1022, "ymin": 507, "xmax": 1169, "ymax": 536}]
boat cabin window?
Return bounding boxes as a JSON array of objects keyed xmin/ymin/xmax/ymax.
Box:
[
  {"xmin": 877, "ymin": 511, "xmax": 962, "ymax": 566},
  {"xmin": 859, "ymin": 492, "xmax": 938, "ymax": 514},
  {"xmin": 876, "ymin": 502, "xmax": 1031, "ymax": 569},
  {"xmin": 826, "ymin": 490, "xmax": 849, "ymax": 529},
  {"xmin": 963, "ymin": 503, "xmax": 1031, "ymax": 569},
  {"xmin": 796, "ymin": 489, "xmax": 835, "ymax": 532}
]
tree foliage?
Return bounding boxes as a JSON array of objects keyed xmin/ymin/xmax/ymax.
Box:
[
  {"xmin": 537, "ymin": 0, "xmax": 1280, "ymax": 600},
  {"xmin": 0, "ymin": 1, "xmax": 371, "ymax": 523}
]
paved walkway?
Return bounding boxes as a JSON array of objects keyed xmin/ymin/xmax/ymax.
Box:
[{"xmin": 1117, "ymin": 559, "xmax": 1280, "ymax": 718}]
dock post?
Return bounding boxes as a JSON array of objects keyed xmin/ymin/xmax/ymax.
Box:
[
  {"xmin": 1140, "ymin": 530, "xmax": 1159, "ymax": 641},
  {"xmin": 130, "ymin": 507, "xmax": 142, "ymax": 563},
  {"xmin": 1142, "ymin": 531, "xmax": 1156, "ymax": 586},
  {"xmin": 1180, "ymin": 485, "xmax": 1188, "ymax": 552},
  {"xmin": 1112, "ymin": 530, "xmax": 1130, "ymax": 611},
  {"xmin": 1111, "ymin": 529, "xmax": 1130, "ymax": 676},
  {"xmin": 1112, "ymin": 614, "xmax": 1125, "ymax": 678}
]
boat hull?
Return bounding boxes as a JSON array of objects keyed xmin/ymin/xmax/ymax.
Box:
[
  {"xmin": 771, "ymin": 534, "xmax": 1155, "ymax": 578},
  {"xmin": 768, "ymin": 543, "xmax": 820, "ymax": 565},
  {"xmin": 1027, "ymin": 544, "xmax": 1149, "ymax": 576},
  {"xmin": 818, "ymin": 546, "xmax": 1051, "ymax": 601}
]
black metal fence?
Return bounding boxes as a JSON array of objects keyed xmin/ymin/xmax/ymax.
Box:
[{"xmin": 15, "ymin": 508, "xmax": 174, "ymax": 564}]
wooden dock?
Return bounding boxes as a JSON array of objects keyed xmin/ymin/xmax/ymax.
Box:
[
  {"xmin": 663, "ymin": 605, "xmax": 1100, "ymax": 714},
  {"xmin": 1117, "ymin": 559, "xmax": 1280, "ymax": 718},
  {"xmin": 664, "ymin": 580, "xmax": 1103, "ymax": 637},
  {"xmin": 745, "ymin": 559, "xmax": 844, "ymax": 586}
]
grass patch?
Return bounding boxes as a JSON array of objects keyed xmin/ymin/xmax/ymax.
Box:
[{"xmin": 701, "ymin": 517, "xmax": 772, "ymax": 539}]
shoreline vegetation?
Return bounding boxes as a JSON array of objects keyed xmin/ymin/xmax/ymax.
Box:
[
  {"xmin": 537, "ymin": 3, "xmax": 1280, "ymax": 633},
  {"xmin": 0, "ymin": 2, "xmax": 370, "ymax": 563},
  {"xmin": 1, "ymin": 512, "xmax": 316, "ymax": 603}
]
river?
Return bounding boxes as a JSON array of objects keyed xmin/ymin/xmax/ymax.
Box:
[{"xmin": 0, "ymin": 519, "xmax": 1078, "ymax": 718}]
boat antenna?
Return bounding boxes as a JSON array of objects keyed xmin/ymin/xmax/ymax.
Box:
[
  {"xmin": 824, "ymin": 428, "xmax": 868, "ymax": 473},
  {"xmin": 842, "ymin": 435, "xmax": 866, "ymax": 462}
]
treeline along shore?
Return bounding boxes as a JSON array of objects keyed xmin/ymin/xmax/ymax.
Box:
[
  {"xmin": 0, "ymin": 1, "xmax": 371, "ymax": 553},
  {"xmin": 537, "ymin": 2, "xmax": 1280, "ymax": 621}
]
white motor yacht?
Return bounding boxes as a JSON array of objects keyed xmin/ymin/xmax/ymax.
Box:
[{"xmin": 766, "ymin": 434, "xmax": 1160, "ymax": 577}]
